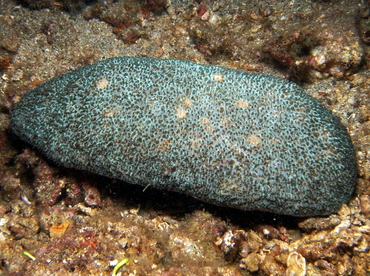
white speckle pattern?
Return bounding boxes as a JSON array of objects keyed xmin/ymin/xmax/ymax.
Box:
[
  {"xmin": 11, "ymin": 57, "xmax": 357, "ymax": 216},
  {"xmin": 96, "ymin": 77, "xmax": 109, "ymax": 89}
]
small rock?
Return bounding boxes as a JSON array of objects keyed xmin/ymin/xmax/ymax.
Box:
[{"xmin": 286, "ymin": 252, "xmax": 306, "ymax": 276}]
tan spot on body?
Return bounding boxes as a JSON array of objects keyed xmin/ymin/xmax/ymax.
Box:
[
  {"xmin": 271, "ymin": 111, "xmax": 282, "ymax": 119},
  {"xmin": 103, "ymin": 108, "xmax": 122, "ymax": 117},
  {"xmin": 205, "ymin": 125, "xmax": 213, "ymax": 133},
  {"xmin": 236, "ymin": 100, "xmax": 249, "ymax": 108},
  {"xmin": 213, "ymin": 74, "xmax": 225, "ymax": 82},
  {"xmin": 201, "ymin": 117, "xmax": 211, "ymax": 125},
  {"xmin": 201, "ymin": 117, "xmax": 213, "ymax": 133},
  {"xmin": 318, "ymin": 129, "xmax": 331, "ymax": 142},
  {"xmin": 221, "ymin": 117, "xmax": 232, "ymax": 127},
  {"xmin": 176, "ymin": 107, "xmax": 187, "ymax": 119},
  {"xmin": 320, "ymin": 147, "xmax": 337, "ymax": 158},
  {"xmin": 294, "ymin": 112, "xmax": 307, "ymax": 122},
  {"xmin": 96, "ymin": 77, "xmax": 109, "ymax": 89},
  {"xmin": 247, "ymin": 134, "xmax": 261, "ymax": 146},
  {"xmin": 157, "ymin": 139, "xmax": 171, "ymax": 152},
  {"xmin": 269, "ymin": 138, "xmax": 282, "ymax": 145},
  {"xmin": 104, "ymin": 110, "xmax": 115, "ymax": 117},
  {"xmin": 191, "ymin": 138, "xmax": 201, "ymax": 150},
  {"xmin": 218, "ymin": 178, "xmax": 242, "ymax": 195},
  {"xmin": 183, "ymin": 98, "xmax": 193, "ymax": 108},
  {"xmin": 163, "ymin": 164, "xmax": 173, "ymax": 175}
]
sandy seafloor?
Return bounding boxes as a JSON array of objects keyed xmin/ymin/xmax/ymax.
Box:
[{"xmin": 0, "ymin": 0, "xmax": 369, "ymax": 275}]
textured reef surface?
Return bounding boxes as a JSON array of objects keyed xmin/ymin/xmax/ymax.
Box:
[{"xmin": 11, "ymin": 56, "xmax": 357, "ymax": 216}]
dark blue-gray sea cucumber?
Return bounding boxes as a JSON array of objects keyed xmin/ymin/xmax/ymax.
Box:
[{"xmin": 11, "ymin": 56, "xmax": 357, "ymax": 216}]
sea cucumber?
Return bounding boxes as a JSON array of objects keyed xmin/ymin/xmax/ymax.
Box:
[{"xmin": 11, "ymin": 56, "xmax": 357, "ymax": 216}]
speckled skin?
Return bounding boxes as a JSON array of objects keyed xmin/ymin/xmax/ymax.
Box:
[{"xmin": 11, "ymin": 57, "xmax": 357, "ymax": 216}]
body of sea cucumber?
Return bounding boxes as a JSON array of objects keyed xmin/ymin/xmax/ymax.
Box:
[{"xmin": 11, "ymin": 56, "xmax": 357, "ymax": 216}]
